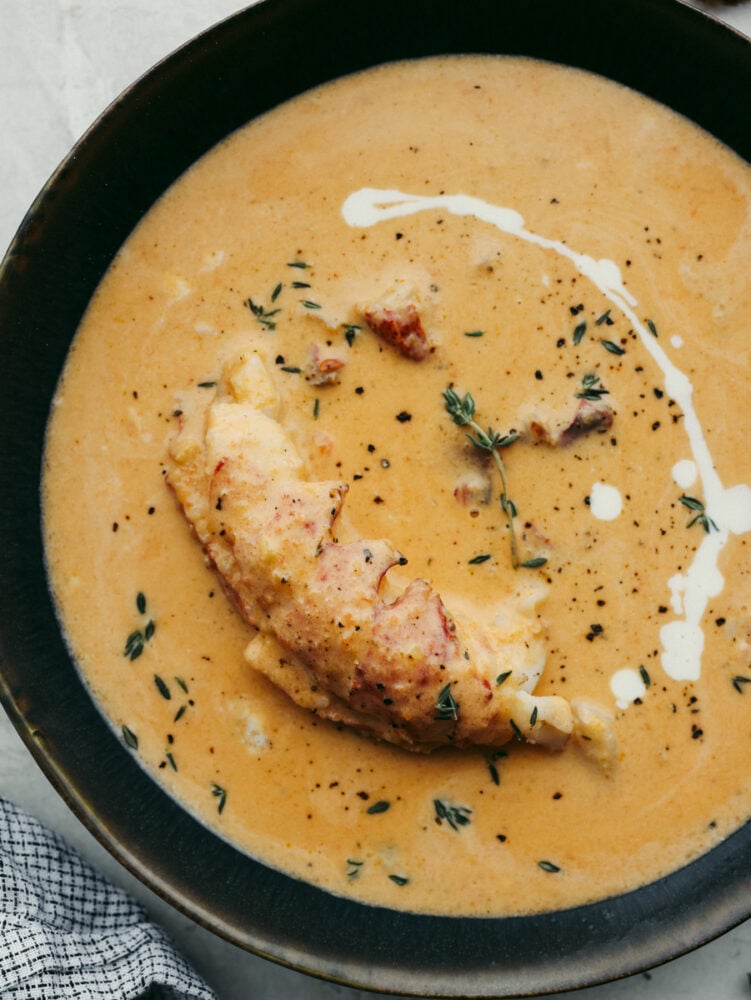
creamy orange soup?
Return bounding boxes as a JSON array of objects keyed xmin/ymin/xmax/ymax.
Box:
[{"xmin": 43, "ymin": 56, "xmax": 751, "ymax": 917}]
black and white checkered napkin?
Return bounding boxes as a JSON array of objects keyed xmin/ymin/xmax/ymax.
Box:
[{"xmin": 0, "ymin": 797, "xmax": 217, "ymax": 999}]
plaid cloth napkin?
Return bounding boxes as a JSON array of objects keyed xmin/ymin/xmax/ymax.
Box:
[{"xmin": 0, "ymin": 797, "xmax": 217, "ymax": 999}]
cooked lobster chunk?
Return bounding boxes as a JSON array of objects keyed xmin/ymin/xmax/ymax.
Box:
[{"xmin": 166, "ymin": 354, "xmax": 615, "ymax": 762}]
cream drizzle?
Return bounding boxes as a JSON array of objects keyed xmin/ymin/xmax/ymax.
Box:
[
  {"xmin": 342, "ymin": 188, "xmax": 751, "ymax": 683},
  {"xmin": 589, "ymin": 482, "xmax": 623, "ymax": 522}
]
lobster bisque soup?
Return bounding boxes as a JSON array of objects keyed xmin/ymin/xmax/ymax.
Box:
[{"xmin": 43, "ymin": 56, "xmax": 751, "ymax": 917}]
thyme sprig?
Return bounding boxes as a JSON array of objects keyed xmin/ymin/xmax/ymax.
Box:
[
  {"xmin": 443, "ymin": 387, "xmax": 521, "ymax": 568},
  {"xmin": 679, "ymin": 495, "xmax": 718, "ymax": 533}
]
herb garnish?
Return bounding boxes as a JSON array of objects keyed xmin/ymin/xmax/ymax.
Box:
[
  {"xmin": 346, "ymin": 859, "xmax": 364, "ymax": 879},
  {"xmin": 124, "ymin": 630, "xmax": 145, "ymax": 661},
  {"xmin": 434, "ymin": 798, "xmax": 472, "ymax": 831},
  {"xmin": 366, "ymin": 800, "xmax": 391, "ymax": 815},
  {"xmin": 434, "ymin": 682, "xmax": 459, "ymax": 721},
  {"xmin": 573, "ymin": 321, "xmax": 587, "ymax": 345},
  {"xmin": 520, "ymin": 556, "xmax": 548, "ymax": 569},
  {"xmin": 469, "ymin": 553, "xmax": 491, "ymax": 564},
  {"xmin": 496, "ymin": 670, "xmax": 512, "ymax": 686},
  {"xmin": 538, "ymin": 859, "xmax": 561, "ymax": 873},
  {"xmin": 575, "ymin": 373, "xmax": 609, "ymax": 402},
  {"xmin": 732, "ymin": 676, "xmax": 751, "ymax": 694},
  {"xmin": 679, "ymin": 495, "xmax": 718, "ymax": 533},
  {"xmin": 388, "ymin": 874, "xmax": 410, "ymax": 886},
  {"xmin": 595, "ymin": 310, "xmax": 613, "ymax": 326},
  {"xmin": 464, "ymin": 330, "xmax": 484, "ymax": 338},
  {"xmin": 639, "ymin": 665, "xmax": 651, "ymax": 687},
  {"xmin": 154, "ymin": 675, "xmax": 171, "ymax": 700},
  {"xmin": 485, "ymin": 749, "xmax": 507, "ymax": 786},
  {"xmin": 646, "ymin": 318, "xmax": 659, "ymax": 337},
  {"xmin": 211, "ymin": 783, "xmax": 227, "ymax": 814},
  {"xmin": 601, "ymin": 339, "xmax": 625, "ymax": 356},
  {"xmin": 443, "ymin": 387, "xmax": 524, "ymax": 568},
  {"xmin": 123, "ymin": 593, "xmax": 155, "ymax": 661},
  {"xmin": 247, "ymin": 296, "xmax": 281, "ymax": 330},
  {"xmin": 287, "ymin": 261, "xmax": 310, "ymax": 270},
  {"xmin": 121, "ymin": 725, "xmax": 138, "ymax": 750}
]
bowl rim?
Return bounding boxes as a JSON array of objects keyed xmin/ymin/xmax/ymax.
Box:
[{"xmin": 1, "ymin": 0, "xmax": 750, "ymax": 995}]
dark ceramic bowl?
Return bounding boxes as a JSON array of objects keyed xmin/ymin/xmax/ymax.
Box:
[{"xmin": 1, "ymin": 0, "xmax": 749, "ymax": 995}]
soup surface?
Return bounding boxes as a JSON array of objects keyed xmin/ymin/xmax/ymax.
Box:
[{"xmin": 43, "ymin": 56, "xmax": 751, "ymax": 917}]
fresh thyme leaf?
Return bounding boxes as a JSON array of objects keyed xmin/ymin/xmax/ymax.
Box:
[
  {"xmin": 154, "ymin": 675, "xmax": 171, "ymax": 700},
  {"xmin": 271, "ymin": 282, "xmax": 283, "ymax": 302},
  {"xmin": 639, "ymin": 665, "xmax": 651, "ymax": 687},
  {"xmin": 144, "ymin": 619, "xmax": 155, "ymax": 641},
  {"xmin": 246, "ymin": 297, "xmax": 281, "ymax": 330},
  {"xmin": 287, "ymin": 261, "xmax": 310, "ymax": 269},
  {"xmin": 280, "ymin": 366, "xmax": 302, "ymax": 374},
  {"xmin": 496, "ymin": 431, "xmax": 520, "ymax": 448},
  {"xmin": 124, "ymin": 630, "xmax": 144, "ymax": 661},
  {"xmin": 175, "ymin": 676, "xmax": 189, "ymax": 693},
  {"xmin": 469, "ymin": 553, "xmax": 491, "ymax": 564},
  {"xmin": 573, "ymin": 321, "xmax": 587, "ymax": 345},
  {"xmin": 443, "ymin": 387, "xmax": 475, "ymax": 425},
  {"xmin": 165, "ymin": 751, "xmax": 178, "ymax": 772},
  {"xmin": 487, "ymin": 759, "xmax": 500, "ymax": 785},
  {"xmin": 434, "ymin": 798, "xmax": 472, "ymax": 831},
  {"xmin": 136, "ymin": 592, "xmax": 146, "ymax": 615},
  {"xmin": 346, "ymin": 859, "xmax": 364, "ymax": 879},
  {"xmin": 679, "ymin": 495, "xmax": 705, "ymax": 512},
  {"xmin": 122, "ymin": 725, "xmax": 138, "ymax": 750},
  {"xmin": 197, "ymin": 380, "xmax": 217, "ymax": 388},
  {"xmin": 388, "ymin": 874, "xmax": 409, "ymax": 886},
  {"xmin": 301, "ymin": 299, "xmax": 321, "ymax": 310},
  {"xmin": 595, "ymin": 310, "xmax": 612, "ymax": 326},
  {"xmin": 510, "ymin": 718, "xmax": 523, "ymax": 741},
  {"xmin": 291, "ymin": 280, "xmax": 311, "ymax": 289},
  {"xmin": 443, "ymin": 386, "xmax": 521, "ymax": 568},
  {"xmin": 521, "ymin": 556, "xmax": 548, "ymax": 569},
  {"xmin": 435, "ymin": 682, "xmax": 459, "ymax": 721},
  {"xmin": 646, "ymin": 318, "xmax": 658, "ymax": 337},
  {"xmin": 500, "ymin": 495, "xmax": 517, "ymax": 519},
  {"xmin": 496, "ymin": 670, "xmax": 512, "ymax": 686},
  {"xmin": 313, "ymin": 397, "xmax": 320, "ymax": 419},
  {"xmin": 732, "ymin": 675, "xmax": 751, "ymax": 693},
  {"xmin": 366, "ymin": 800, "xmax": 391, "ymax": 815},
  {"xmin": 538, "ymin": 859, "xmax": 561, "ymax": 873},
  {"xmin": 530, "ymin": 706, "xmax": 538, "ymax": 727},
  {"xmin": 174, "ymin": 705, "xmax": 187, "ymax": 722},
  {"xmin": 464, "ymin": 330, "xmax": 484, "ymax": 338},
  {"xmin": 575, "ymin": 372, "xmax": 609, "ymax": 401},
  {"xmin": 680, "ymin": 495, "xmax": 718, "ymax": 533},
  {"xmin": 211, "ymin": 783, "xmax": 227, "ymax": 814},
  {"xmin": 601, "ymin": 339, "xmax": 625, "ymax": 356}
]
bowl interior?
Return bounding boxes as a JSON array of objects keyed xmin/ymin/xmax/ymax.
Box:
[{"xmin": 1, "ymin": 0, "xmax": 749, "ymax": 995}]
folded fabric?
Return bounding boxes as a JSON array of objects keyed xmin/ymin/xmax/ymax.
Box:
[{"xmin": 0, "ymin": 797, "xmax": 217, "ymax": 999}]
